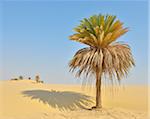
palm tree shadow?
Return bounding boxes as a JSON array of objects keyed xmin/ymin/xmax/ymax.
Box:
[{"xmin": 22, "ymin": 90, "xmax": 94, "ymax": 111}]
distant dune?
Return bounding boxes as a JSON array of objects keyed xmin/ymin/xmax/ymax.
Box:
[{"xmin": 0, "ymin": 80, "xmax": 149, "ymax": 119}]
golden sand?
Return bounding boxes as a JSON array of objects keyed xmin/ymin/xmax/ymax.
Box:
[{"xmin": 0, "ymin": 80, "xmax": 149, "ymax": 119}]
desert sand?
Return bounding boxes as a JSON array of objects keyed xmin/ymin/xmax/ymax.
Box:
[{"xmin": 0, "ymin": 80, "xmax": 149, "ymax": 119}]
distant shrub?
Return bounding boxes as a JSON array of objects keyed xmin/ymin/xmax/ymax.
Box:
[
  {"xmin": 19, "ymin": 76, "xmax": 23, "ymax": 80},
  {"xmin": 35, "ymin": 75, "xmax": 40, "ymax": 83},
  {"xmin": 11, "ymin": 78, "xmax": 19, "ymax": 81},
  {"xmin": 39, "ymin": 81, "xmax": 44, "ymax": 83},
  {"xmin": 35, "ymin": 75, "xmax": 44, "ymax": 83},
  {"xmin": 28, "ymin": 77, "xmax": 31, "ymax": 80}
]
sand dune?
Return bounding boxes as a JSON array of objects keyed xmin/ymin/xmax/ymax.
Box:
[{"xmin": 0, "ymin": 80, "xmax": 149, "ymax": 119}]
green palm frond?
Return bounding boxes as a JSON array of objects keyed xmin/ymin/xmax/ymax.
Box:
[{"xmin": 69, "ymin": 14, "xmax": 128, "ymax": 48}]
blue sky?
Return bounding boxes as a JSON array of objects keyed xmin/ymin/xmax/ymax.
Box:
[{"xmin": 0, "ymin": 0, "xmax": 148, "ymax": 84}]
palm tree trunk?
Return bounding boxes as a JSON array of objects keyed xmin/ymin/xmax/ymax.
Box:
[{"xmin": 96, "ymin": 70, "xmax": 102, "ymax": 108}]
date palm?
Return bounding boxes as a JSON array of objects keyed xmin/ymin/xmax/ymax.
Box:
[{"xmin": 69, "ymin": 14, "xmax": 135, "ymax": 109}]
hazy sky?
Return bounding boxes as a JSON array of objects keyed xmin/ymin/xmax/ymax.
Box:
[{"xmin": 0, "ymin": 0, "xmax": 148, "ymax": 84}]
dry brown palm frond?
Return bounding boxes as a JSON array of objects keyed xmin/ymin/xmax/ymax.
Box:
[
  {"xmin": 69, "ymin": 42, "xmax": 134, "ymax": 82},
  {"xmin": 69, "ymin": 47, "xmax": 103, "ymax": 78},
  {"xmin": 102, "ymin": 43, "xmax": 135, "ymax": 81}
]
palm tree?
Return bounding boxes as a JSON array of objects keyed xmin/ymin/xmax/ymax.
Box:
[{"xmin": 69, "ymin": 14, "xmax": 135, "ymax": 109}]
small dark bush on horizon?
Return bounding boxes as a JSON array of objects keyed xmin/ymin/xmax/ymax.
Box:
[{"xmin": 19, "ymin": 76, "xmax": 23, "ymax": 80}]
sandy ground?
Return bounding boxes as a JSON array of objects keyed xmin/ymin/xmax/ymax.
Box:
[{"xmin": 0, "ymin": 80, "xmax": 149, "ymax": 119}]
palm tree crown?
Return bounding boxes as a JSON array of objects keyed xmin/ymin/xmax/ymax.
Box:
[{"xmin": 69, "ymin": 14, "xmax": 135, "ymax": 81}]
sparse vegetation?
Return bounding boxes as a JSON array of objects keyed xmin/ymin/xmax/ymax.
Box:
[
  {"xmin": 19, "ymin": 76, "xmax": 23, "ymax": 80},
  {"xmin": 28, "ymin": 77, "xmax": 31, "ymax": 80},
  {"xmin": 11, "ymin": 78, "xmax": 19, "ymax": 81},
  {"xmin": 35, "ymin": 75, "xmax": 43, "ymax": 83},
  {"xmin": 10, "ymin": 75, "xmax": 43, "ymax": 83},
  {"xmin": 39, "ymin": 81, "xmax": 44, "ymax": 83},
  {"xmin": 35, "ymin": 75, "xmax": 40, "ymax": 83}
]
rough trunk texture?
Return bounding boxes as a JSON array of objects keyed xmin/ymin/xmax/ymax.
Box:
[{"xmin": 96, "ymin": 71, "xmax": 102, "ymax": 108}]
